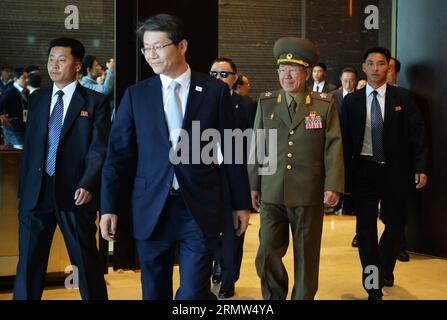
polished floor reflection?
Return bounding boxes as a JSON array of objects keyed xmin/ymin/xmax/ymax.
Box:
[{"xmin": 1, "ymin": 214, "xmax": 446, "ymax": 300}]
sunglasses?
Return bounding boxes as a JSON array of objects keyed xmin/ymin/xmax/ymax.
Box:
[{"xmin": 209, "ymin": 71, "xmax": 236, "ymax": 79}]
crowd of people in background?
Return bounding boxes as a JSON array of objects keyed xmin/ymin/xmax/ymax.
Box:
[{"xmin": 0, "ymin": 55, "xmax": 115, "ymax": 148}]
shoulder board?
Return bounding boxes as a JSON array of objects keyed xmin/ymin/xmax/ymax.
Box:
[
  {"xmin": 310, "ymin": 91, "xmax": 333, "ymax": 102},
  {"xmin": 259, "ymin": 90, "xmax": 280, "ymax": 100}
]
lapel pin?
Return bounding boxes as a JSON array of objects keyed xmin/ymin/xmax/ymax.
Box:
[
  {"xmin": 394, "ymin": 106, "xmax": 402, "ymax": 111},
  {"xmin": 80, "ymin": 111, "xmax": 89, "ymax": 117},
  {"xmin": 235, "ymin": 104, "xmax": 239, "ymax": 109},
  {"xmin": 195, "ymin": 86, "xmax": 203, "ymax": 92}
]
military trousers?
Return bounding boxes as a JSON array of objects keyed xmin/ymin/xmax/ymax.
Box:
[{"xmin": 255, "ymin": 202, "xmax": 324, "ymax": 300}]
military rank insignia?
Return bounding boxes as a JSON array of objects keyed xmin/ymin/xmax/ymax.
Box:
[
  {"xmin": 305, "ymin": 111, "xmax": 323, "ymax": 129},
  {"xmin": 306, "ymin": 95, "xmax": 311, "ymax": 105}
]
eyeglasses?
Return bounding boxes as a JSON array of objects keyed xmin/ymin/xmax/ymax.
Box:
[
  {"xmin": 140, "ymin": 42, "xmax": 175, "ymax": 55},
  {"xmin": 209, "ymin": 71, "xmax": 236, "ymax": 79}
]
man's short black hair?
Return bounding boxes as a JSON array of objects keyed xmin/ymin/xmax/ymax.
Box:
[
  {"xmin": 28, "ymin": 73, "xmax": 42, "ymax": 88},
  {"xmin": 12, "ymin": 67, "xmax": 26, "ymax": 80},
  {"xmin": 210, "ymin": 57, "xmax": 238, "ymax": 73},
  {"xmin": 363, "ymin": 47, "xmax": 391, "ymax": 63},
  {"xmin": 26, "ymin": 65, "xmax": 40, "ymax": 74},
  {"xmin": 340, "ymin": 67, "xmax": 358, "ymax": 78},
  {"xmin": 48, "ymin": 37, "xmax": 85, "ymax": 62},
  {"xmin": 81, "ymin": 55, "xmax": 98, "ymax": 76},
  {"xmin": 314, "ymin": 62, "xmax": 327, "ymax": 71},
  {"xmin": 137, "ymin": 13, "xmax": 185, "ymax": 44},
  {"xmin": 391, "ymin": 57, "xmax": 401, "ymax": 72},
  {"xmin": 1, "ymin": 65, "xmax": 13, "ymax": 72}
]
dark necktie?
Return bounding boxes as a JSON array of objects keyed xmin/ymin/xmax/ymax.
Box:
[
  {"xmin": 21, "ymin": 88, "xmax": 29, "ymax": 107},
  {"xmin": 371, "ymin": 90, "xmax": 385, "ymax": 163},
  {"xmin": 45, "ymin": 90, "xmax": 64, "ymax": 176},
  {"xmin": 288, "ymin": 98, "xmax": 297, "ymax": 121}
]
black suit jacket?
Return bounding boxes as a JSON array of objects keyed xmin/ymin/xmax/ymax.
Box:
[
  {"xmin": 308, "ymin": 81, "xmax": 337, "ymax": 93},
  {"xmin": 19, "ymin": 83, "xmax": 110, "ymax": 212},
  {"xmin": 341, "ymin": 85, "xmax": 428, "ymax": 193},
  {"xmin": 101, "ymin": 71, "xmax": 251, "ymax": 239},
  {"xmin": 231, "ymin": 92, "xmax": 256, "ymax": 165},
  {"xmin": 231, "ymin": 92, "xmax": 256, "ymax": 131},
  {"xmin": 0, "ymin": 86, "xmax": 26, "ymax": 130}
]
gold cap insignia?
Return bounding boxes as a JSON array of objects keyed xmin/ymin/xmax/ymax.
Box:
[{"xmin": 286, "ymin": 53, "xmax": 293, "ymax": 59}]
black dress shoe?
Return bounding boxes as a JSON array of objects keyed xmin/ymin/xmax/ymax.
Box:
[
  {"xmin": 368, "ymin": 294, "xmax": 383, "ymax": 300},
  {"xmin": 212, "ymin": 261, "xmax": 222, "ymax": 284},
  {"xmin": 384, "ymin": 274, "xmax": 394, "ymax": 287},
  {"xmin": 397, "ymin": 249, "xmax": 410, "ymax": 262},
  {"xmin": 218, "ymin": 285, "xmax": 235, "ymax": 299},
  {"xmin": 351, "ymin": 234, "xmax": 359, "ymax": 248}
]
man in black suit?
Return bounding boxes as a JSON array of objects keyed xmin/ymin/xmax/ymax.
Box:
[
  {"xmin": 0, "ymin": 67, "xmax": 29, "ymax": 149},
  {"xmin": 100, "ymin": 14, "xmax": 251, "ymax": 300},
  {"xmin": 209, "ymin": 57, "xmax": 256, "ymax": 299},
  {"xmin": 342, "ymin": 47, "xmax": 428, "ymax": 300},
  {"xmin": 13, "ymin": 37, "xmax": 110, "ymax": 300},
  {"xmin": 308, "ymin": 62, "xmax": 337, "ymax": 93}
]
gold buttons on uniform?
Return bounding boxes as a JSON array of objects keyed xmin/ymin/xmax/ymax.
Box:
[
  {"xmin": 290, "ymin": 130, "xmax": 294, "ymax": 135},
  {"xmin": 288, "ymin": 141, "xmax": 293, "ymax": 146},
  {"xmin": 287, "ymin": 153, "xmax": 293, "ymax": 158},
  {"xmin": 287, "ymin": 165, "xmax": 292, "ymax": 170}
]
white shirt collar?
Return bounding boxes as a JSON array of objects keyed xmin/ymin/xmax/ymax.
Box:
[
  {"xmin": 52, "ymin": 80, "xmax": 78, "ymax": 98},
  {"xmin": 342, "ymin": 88, "xmax": 350, "ymax": 97},
  {"xmin": 315, "ymin": 81, "xmax": 325, "ymax": 87},
  {"xmin": 366, "ymin": 82, "xmax": 387, "ymax": 97},
  {"xmin": 160, "ymin": 65, "xmax": 191, "ymax": 90},
  {"xmin": 13, "ymin": 82, "xmax": 25, "ymax": 93}
]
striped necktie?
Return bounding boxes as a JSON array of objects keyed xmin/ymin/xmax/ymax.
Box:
[{"xmin": 45, "ymin": 90, "xmax": 64, "ymax": 176}]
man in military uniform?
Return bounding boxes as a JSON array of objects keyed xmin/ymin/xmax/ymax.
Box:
[{"xmin": 248, "ymin": 36, "xmax": 344, "ymax": 300}]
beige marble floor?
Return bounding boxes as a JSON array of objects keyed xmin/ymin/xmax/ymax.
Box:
[{"xmin": 1, "ymin": 214, "xmax": 446, "ymax": 300}]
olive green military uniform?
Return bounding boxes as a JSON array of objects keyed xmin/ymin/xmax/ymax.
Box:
[{"xmin": 248, "ymin": 37, "xmax": 344, "ymax": 300}]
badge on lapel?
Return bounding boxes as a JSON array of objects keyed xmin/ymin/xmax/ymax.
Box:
[
  {"xmin": 394, "ymin": 106, "xmax": 402, "ymax": 111},
  {"xmin": 80, "ymin": 110, "xmax": 89, "ymax": 117},
  {"xmin": 305, "ymin": 111, "xmax": 323, "ymax": 129},
  {"xmin": 195, "ymin": 86, "xmax": 203, "ymax": 92}
]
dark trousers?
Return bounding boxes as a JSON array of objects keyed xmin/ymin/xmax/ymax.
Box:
[
  {"xmin": 354, "ymin": 157, "xmax": 408, "ymax": 296},
  {"xmin": 213, "ymin": 174, "xmax": 245, "ymax": 289},
  {"xmin": 135, "ymin": 193, "xmax": 219, "ymax": 300},
  {"xmin": 13, "ymin": 174, "xmax": 107, "ymax": 300}
]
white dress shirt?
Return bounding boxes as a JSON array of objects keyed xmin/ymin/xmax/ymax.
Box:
[
  {"xmin": 343, "ymin": 88, "xmax": 351, "ymax": 97},
  {"xmin": 50, "ymin": 81, "xmax": 78, "ymax": 122},
  {"xmin": 160, "ymin": 66, "xmax": 191, "ymax": 117},
  {"xmin": 313, "ymin": 81, "xmax": 326, "ymax": 92},
  {"xmin": 361, "ymin": 83, "xmax": 387, "ymax": 156}
]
